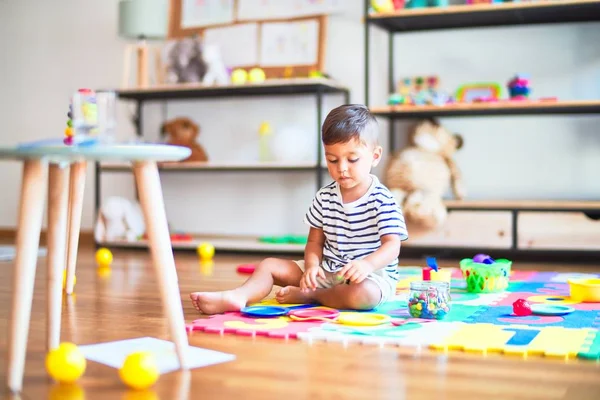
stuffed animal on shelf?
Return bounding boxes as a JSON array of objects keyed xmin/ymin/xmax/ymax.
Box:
[
  {"xmin": 163, "ymin": 36, "xmax": 207, "ymax": 84},
  {"xmin": 161, "ymin": 117, "xmax": 208, "ymax": 162},
  {"xmin": 202, "ymin": 44, "xmax": 229, "ymax": 86},
  {"xmin": 94, "ymin": 196, "xmax": 145, "ymax": 242},
  {"xmin": 384, "ymin": 118, "xmax": 465, "ymax": 231}
]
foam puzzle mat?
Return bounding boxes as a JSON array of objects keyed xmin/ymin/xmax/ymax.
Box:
[{"xmin": 186, "ymin": 267, "xmax": 600, "ymax": 361}]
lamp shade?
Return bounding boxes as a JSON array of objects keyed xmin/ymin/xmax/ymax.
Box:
[{"xmin": 118, "ymin": 0, "xmax": 168, "ymax": 39}]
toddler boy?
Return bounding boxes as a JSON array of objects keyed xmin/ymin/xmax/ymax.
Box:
[{"xmin": 190, "ymin": 104, "xmax": 408, "ymax": 314}]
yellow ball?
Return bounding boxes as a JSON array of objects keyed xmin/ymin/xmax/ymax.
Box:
[
  {"xmin": 231, "ymin": 68, "xmax": 248, "ymax": 84},
  {"xmin": 46, "ymin": 342, "xmax": 86, "ymax": 384},
  {"xmin": 197, "ymin": 243, "xmax": 215, "ymax": 260},
  {"xmin": 62, "ymin": 269, "xmax": 76, "ymax": 290},
  {"xmin": 96, "ymin": 247, "xmax": 113, "ymax": 266},
  {"xmin": 248, "ymin": 67, "xmax": 266, "ymax": 82},
  {"xmin": 64, "ymin": 126, "xmax": 74, "ymax": 137},
  {"xmin": 119, "ymin": 352, "xmax": 159, "ymax": 390}
]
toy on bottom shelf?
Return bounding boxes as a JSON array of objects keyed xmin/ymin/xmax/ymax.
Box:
[
  {"xmin": 460, "ymin": 254, "xmax": 512, "ymax": 293},
  {"xmin": 94, "ymin": 196, "xmax": 145, "ymax": 243},
  {"xmin": 408, "ymin": 280, "xmax": 451, "ymax": 320}
]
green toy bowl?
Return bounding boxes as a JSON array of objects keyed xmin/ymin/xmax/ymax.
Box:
[{"xmin": 460, "ymin": 258, "xmax": 512, "ymax": 293}]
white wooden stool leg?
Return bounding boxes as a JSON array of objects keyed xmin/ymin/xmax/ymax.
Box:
[
  {"xmin": 65, "ymin": 161, "xmax": 86, "ymax": 295},
  {"xmin": 133, "ymin": 161, "xmax": 189, "ymax": 370},
  {"xmin": 7, "ymin": 160, "xmax": 48, "ymax": 393},
  {"xmin": 46, "ymin": 163, "xmax": 70, "ymax": 351}
]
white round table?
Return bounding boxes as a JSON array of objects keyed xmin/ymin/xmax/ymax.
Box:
[{"xmin": 0, "ymin": 142, "xmax": 192, "ymax": 393}]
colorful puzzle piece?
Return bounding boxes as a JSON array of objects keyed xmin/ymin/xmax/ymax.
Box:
[
  {"xmin": 186, "ymin": 312, "xmax": 322, "ymax": 339},
  {"xmin": 298, "ymin": 321, "xmax": 459, "ymax": 347},
  {"xmin": 429, "ymin": 323, "xmax": 596, "ymax": 359}
]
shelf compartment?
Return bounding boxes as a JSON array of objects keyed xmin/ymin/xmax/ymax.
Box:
[
  {"xmin": 370, "ymin": 100, "xmax": 600, "ymax": 118},
  {"xmin": 100, "ymin": 161, "xmax": 327, "ymax": 172},
  {"xmin": 99, "ymin": 234, "xmax": 305, "ymax": 253},
  {"xmin": 112, "ymin": 78, "xmax": 349, "ymax": 101},
  {"xmin": 404, "ymin": 210, "xmax": 513, "ymax": 249},
  {"xmin": 444, "ymin": 199, "xmax": 600, "ymax": 212},
  {"xmin": 367, "ymin": 0, "xmax": 600, "ymax": 32},
  {"xmin": 518, "ymin": 211, "xmax": 600, "ymax": 250}
]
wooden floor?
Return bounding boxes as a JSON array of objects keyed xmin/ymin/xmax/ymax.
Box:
[{"xmin": 0, "ymin": 245, "xmax": 599, "ymax": 400}]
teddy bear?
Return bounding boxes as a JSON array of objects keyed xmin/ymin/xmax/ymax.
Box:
[
  {"xmin": 384, "ymin": 118, "xmax": 465, "ymax": 232},
  {"xmin": 94, "ymin": 196, "xmax": 145, "ymax": 242},
  {"xmin": 160, "ymin": 117, "xmax": 208, "ymax": 162}
]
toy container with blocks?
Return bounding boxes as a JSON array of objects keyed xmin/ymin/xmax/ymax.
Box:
[
  {"xmin": 460, "ymin": 254, "xmax": 512, "ymax": 293},
  {"xmin": 408, "ymin": 280, "xmax": 451, "ymax": 320}
]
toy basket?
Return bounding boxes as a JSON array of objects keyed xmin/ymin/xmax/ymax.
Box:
[{"xmin": 460, "ymin": 258, "xmax": 512, "ymax": 293}]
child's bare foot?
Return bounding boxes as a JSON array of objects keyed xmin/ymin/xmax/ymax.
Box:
[
  {"xmin": 189, "ymin": 290, "xmax": 247, "ymax": 315},
  {"xmin": 275, "ymin": 286, "xmax": 316, "ymax": 304}
]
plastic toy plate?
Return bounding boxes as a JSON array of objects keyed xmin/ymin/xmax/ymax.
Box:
[
  {"xmin": 240, "ymin": 305, "xmax": 289, "ymax": 317},
  {"xmin": 530, "ymin": 304, "xmax": 575, "ymax": 316}
]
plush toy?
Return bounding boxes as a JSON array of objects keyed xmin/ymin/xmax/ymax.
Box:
[
  {"xmin": 384, "ymin": 118, "xmax": 465, "ymax": 231},
  {"xmin": 164, "ymin": 36, "xmax": 207, "ymax": 84},
  {"xmin": 202, "ymin": 44, "xmax": 229, "ymax": 86},
  {"xmin": 161, "ymin": 117, "xmax": 208, "ymax": 162},
  {"xmin": 94, "ymin": 196, "xmax": 145, "ymax": 242}
]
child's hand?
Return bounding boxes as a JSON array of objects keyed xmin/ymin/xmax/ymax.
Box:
[
  {"xmin": 301, "ymin": 266, "xmax": 325, "ymax": 291},
  {"xmin": 338, "ymin": 259, "xmax": 374, "ymax": 284}
]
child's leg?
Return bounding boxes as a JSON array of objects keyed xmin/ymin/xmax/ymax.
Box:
[
  {"xmin": 276, "ymin": 279, "xmax": 383, "ymax": 310},
  {"xmin": 190, "ymin": 257, "xmax": 303, "ymax": 314}
]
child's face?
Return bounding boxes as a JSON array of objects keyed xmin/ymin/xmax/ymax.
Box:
[{"xmin": 324, "ymin": 138, "xmax": 382, "ymax": 192}]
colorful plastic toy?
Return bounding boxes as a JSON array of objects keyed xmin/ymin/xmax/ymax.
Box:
[
  {"xmin": 46, "ymin": 342, "xmax": 87, "ymax": 383},
  {"xmin": 512, "ymin": 298, "xmax": 532, "ymax": 316},
  {"xmin": 236, "ymin": 263, "xmax": 256, "ymax": 274},
  {"xmin": 507, "ymin": 74, "xmax": 531, "ymax": 100},
  {"xmin": 408, "ymin": 281, "xmax": 451, "ymax": 320},
  {"xmin": 460, "ymin": 256, "xmax": 512, "ymax": 293},
  {"xmin": 455, "ymin": 82, "xmax": 502, "ymax": 102},
  {"xmin": 197, "ymin": 242, "xmax": 215, "ymax": 260},
  {"xmin": 119, "ymin": 351, "xmax": 160, "ymax": 390},
  {"xmin": 95, "ymin": 247, "xmax": 113, "ymax": 266},
  {"xmin": 568, "ymin": 278, "xmax": 600, "ymax": 302}
]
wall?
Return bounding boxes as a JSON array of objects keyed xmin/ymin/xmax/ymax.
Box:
[{"xmin": 0, "ymin": 0, "xmax": 598, "ymax": 238}]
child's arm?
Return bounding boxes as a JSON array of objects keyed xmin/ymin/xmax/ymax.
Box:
[
  {"xmin": 337, "ymin": 235, "xmax": 401, "ymax": 283},
  {"xmin": 302, "ymin": 227, "xmax": 326, "ymax": 290},
  {"xmin": 338, "ymin": 191, "xmax": 408, "ymax": 284},
  {"xmin": 363, "ymin": 234, "xmax": 401, "ymax": 270}
]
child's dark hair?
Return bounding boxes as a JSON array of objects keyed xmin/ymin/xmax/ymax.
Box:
[{"xmin": 321, "ymin": 104, "xmax": 379, "ymax": 146}]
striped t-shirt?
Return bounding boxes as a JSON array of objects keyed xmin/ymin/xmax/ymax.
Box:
[{"xmin": 303, "ymin": 175, "xmax": 408, "ymax": 281}]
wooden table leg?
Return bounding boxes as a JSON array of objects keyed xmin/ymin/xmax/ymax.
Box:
[
  {"xmin": 46, "ymin": 163, "xmax": 70, "ymax": 351},
  {"xmin": 7, "ymin": 160, "xmax": 48, "ymax": 393},
  {"xmin": 65, "ymin": 161, "xmax": 86, "ymax": 295},
  {"xmin": 133, "ymin": 161, "xmax": 189, "ymax": 370}
]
